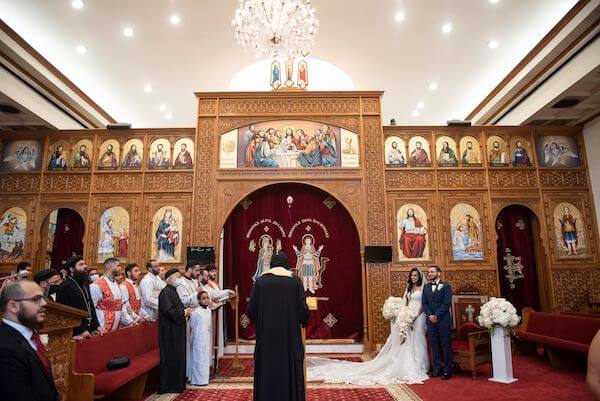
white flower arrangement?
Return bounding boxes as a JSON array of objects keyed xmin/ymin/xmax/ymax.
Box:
[
  {"xmin": 396, "ymin": 306, "xmax": 419, "ymax": 343},
  {"xmin": 382, "ymin": 296, "xmax": 404, "ymax": 321},
  {"xmin": 477, "ymin": 297, "xmax": 520, "ymax": 334}
]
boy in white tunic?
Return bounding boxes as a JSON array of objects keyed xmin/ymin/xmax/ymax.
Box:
[{"xmin": 189, "ymin": 291, "xmax": 212, "ymax": 386}]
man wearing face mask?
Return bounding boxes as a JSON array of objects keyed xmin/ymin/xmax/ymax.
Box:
[
  {"xmin": 158, "ymin": 268, "xmax": 192, "ymax": 394},
  {"xmin": 56, "ymin": 255, "xmax": 100, "ymax": 340},
  {"xmin": 33, "ymin": 268, "xmax": 62, "ymax": 301},
  {"xmin": 90, "ymin": 258, "xmax": 124, "ymax": 332},
  {"xmin": 0, "ymin": 280, "xmax": 59, "ymax": 401},
  {"xmin": 88, "ymin": 268, "xmax": 100, "ymax": 283}
]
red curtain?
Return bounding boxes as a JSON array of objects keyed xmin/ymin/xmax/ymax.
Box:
[
  {"xmin": 51, "ymin": 208, "xmax": 85, "ymax": 270},
  {"xmin": 223, "ymin": 183, "xmax": 363, "ymax": 340},
  {"xmin": 495, "ymin": 205, "xmax": 539, "ymax": 313}
]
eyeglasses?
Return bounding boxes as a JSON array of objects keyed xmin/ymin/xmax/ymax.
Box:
[{"xmin": 13, "ymin": 295, "xmax": 49, "ymax": 304}]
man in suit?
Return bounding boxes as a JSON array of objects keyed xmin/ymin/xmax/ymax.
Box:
[
  {"xmin": 0, "ymin": 280, "xmax": 59, "ymax": 401},
  {"xmin": 422, "ymin": 265, "xmax": 453, "ymax": 379}
]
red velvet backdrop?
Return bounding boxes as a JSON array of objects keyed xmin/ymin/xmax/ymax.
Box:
[
  {"xmin": 495, "ymin": 205, "xmax": 539, "ymax": 313},
  {"xmin": 51, "ymin": 208, "xmax": 85, "ymax": 270},
  {"xmin": 224, "ymin": 183, "xmax": 363, "ymax": 340}
]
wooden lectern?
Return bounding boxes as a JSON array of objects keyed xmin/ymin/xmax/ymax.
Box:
[
  {"xmin": 303, "ymin": 296, "xmax": 328, "ymax": 399},
  {"xmin": 39, "ymin": 301, "xmax": 88, "ymax": 401}
]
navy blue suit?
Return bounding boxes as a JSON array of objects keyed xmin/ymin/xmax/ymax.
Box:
[{"xmin": 422, "ymin": 280, "xmax": 452, "ymax": 375}]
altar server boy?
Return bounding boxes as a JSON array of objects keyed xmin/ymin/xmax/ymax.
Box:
[{"xmin": 189, "ymin": 290, "xmax": 212, "ymax": 386}]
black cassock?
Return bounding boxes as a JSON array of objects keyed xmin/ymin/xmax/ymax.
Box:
[
  {"xmin": 248, "ymin": 271, "xmax": 309, "ymax": 401},
  {"xmin": 158, "ymin": 285, "xmax": 186, "ymax": 394}
]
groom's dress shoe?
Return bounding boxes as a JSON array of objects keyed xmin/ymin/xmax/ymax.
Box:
[
  {"xmin": 441, "ymin": 373, "xmax": 452, "ymax": 380},
  {"xmin": 429, "ymin": 371, "xmax": 441, "ymax": 377}
]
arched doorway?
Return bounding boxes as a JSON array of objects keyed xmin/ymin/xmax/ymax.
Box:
[
  {"xmin": 38, "ymin": 208, "xmax": 85, "ymax": 271},
  {"xmin": 495, "ymin": 205, "xmax": 545, "ymax": 313},
  {"xmin": 222, "ymin": 183, "xmax": 363, "ymax": 342}
]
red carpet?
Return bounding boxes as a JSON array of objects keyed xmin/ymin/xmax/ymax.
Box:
[
  {"xmin": 409, "ymin": 354, "xmax": 593, "ymax": 401},
  {"xmin": 175, "ymin": 388, "xmax": 395, "ymax": 401},
  {"xmin": 217, "ymin": 356, "xmax": 363, "ymax": 378}
]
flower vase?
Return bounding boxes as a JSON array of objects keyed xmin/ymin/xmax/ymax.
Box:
[{"xmin": 489, "ymin": 325, "xmax": 518, "ymax": 384}]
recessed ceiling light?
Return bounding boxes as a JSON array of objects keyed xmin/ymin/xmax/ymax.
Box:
[
  {"xmin": 417, "ymin": 101, "xmax": 424, "ymax": 109},
  {"xmin": 394, "ymin": 11, "xmax": 405, "ymax": 23},
  {"xmin": 75, "ymin": 44, "xmax": 87, "ymax": 54},
  {"xmin": 488, "ymin": 39, "xmax": 499, "ymax": 49},
  {"xmin": 165, "ymin": 112, "xmax": 173, "ymax": 120},
  {"xmin": 489, "ymin": 0, "xmax": 500, "ymax": 4},
  {"xmin": 411, "ymin": 110, "xmax": 419, "ymax": 117},
  {"xmin": 428, "ymin": 82, "xmax": 438, "ymax": 91},
  {"xmin": 170, "ymin": 14, "xmax": 181, "ymax": 25},
  {"xmin": 442, "ymin": 23, "xmax": 452, "ymax": 34},
  {"xmin": 143, "ymin": 84, "xmax": 153, "ymax": 93},
  {"xmin": 159, "ymin": 104, "xmax": 167, "ymax": 112},
  {"xmin": 123, "ymin": 27, "xmax": 134, "ymax": 37},
  {"xmin": 71, "ymin": 0, "xmax": 84, "ymax": 9}
]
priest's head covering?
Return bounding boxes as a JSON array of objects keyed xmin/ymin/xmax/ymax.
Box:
[
  {"xmin": 164, "ymin": 267, "xmax": 180, "ymax": 280},
  {"xmin": 65, "ymin": 255, "xmax": 84, "ymax": 271},
  {"xmin": 270, "ymin": 251, "xmax": 290, "ymax": 270},
  {"xmin": 33, "ymin": 268, "xmax": 60, "ymax": 284}
]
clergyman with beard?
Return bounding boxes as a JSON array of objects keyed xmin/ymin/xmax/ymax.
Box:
[
  {"xmin": 0, "ymin": 280, "xmax": 60, "ymax": 401},
  {"xmin": 56, "ymin": 255, "xmax": 101, "ymax": 340}
]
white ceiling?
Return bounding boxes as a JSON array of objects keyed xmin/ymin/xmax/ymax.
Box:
[{"xmin": 0, "ymin": 0, "xmax": 578, "ymax": 128}]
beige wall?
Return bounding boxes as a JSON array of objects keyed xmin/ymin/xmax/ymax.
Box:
[{"xmin": 584, "ymin": 116, "xmax": 600, "ymax": 235}]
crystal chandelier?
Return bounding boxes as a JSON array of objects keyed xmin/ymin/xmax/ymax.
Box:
[{"xmin": 232, "ymin": 0, "xmax": 319, "ymax": 58}]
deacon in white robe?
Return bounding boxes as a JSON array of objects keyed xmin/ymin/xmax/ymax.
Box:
[
  {"xmin": 189, "ymin": 291, "xmax": 212, "ymax": 386},
  {"xmin": 202, "ymin": 266, "xmax": 235, "ymax": 358},
  {"xmin": 140, "ymin": 260, "xmax": 165, "ymax": 320},
  {"xmin": 177, "ymin": 262, "xmax": 202, "ymax": 377},
  {"xmin": 120, "ymin": 264, "xmax": 150, "ymax": 326},
  {"xmin": 90, "ymin": 258, "xmax": 124, "ymax": 332}
]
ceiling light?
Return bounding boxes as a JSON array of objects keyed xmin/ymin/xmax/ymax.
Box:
[
  {"xmin": 123, "ymin": 27, "xmax": 134, "ymax": 37},
  {"xmin": 71, "ymin": 0, "xmax": 84, "ymax": 9},
  {"xmin": 165, "ymin": 112, "xmax": 173, "ymax": 120},
  {"xmin": 441, "ymin": 23, "xmax": 452, "ymax": 34},
  {"xmin": 159, "ymin": 104, "xmax": 167, "ymax": 111},
  {"xmin": 411, "ymin": 110, "xmax": 419, "ymax": 117},
  {"xmin": 143, "ymin": 84, "xmax": 153, "ymax": 93},
  {"xmin": 489, "ymin": 0, "xmax": 500, "ymax": 4},
  {"xmin": 428, "ymin": 82, "xmax": 438, "ymax": 91},
  {"xmin": 417, "ymin": 101, "xmax": 424, "ymax": 109},
  {"xmin": 75, "ymin": 44, "xmax": 87, "ymax": 54},
  {"xmin": 394, "ymin": 11, "xmax": 405, "ymax": 23},
  {"xmin": 170, "ymin": 14, "xmax": 181, "ymax": 25},
  {"xmin": 488, "ymin": 39, "xmax": 499, "ymax": 49}
]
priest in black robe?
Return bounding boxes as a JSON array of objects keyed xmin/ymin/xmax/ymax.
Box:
[
  {"xmin": 158, "ymin": 268, "xmax": 190, "ymax": 394},
  {"xmin": 248, "ymin": 251, "xmax": 309, "ymax": 401}
]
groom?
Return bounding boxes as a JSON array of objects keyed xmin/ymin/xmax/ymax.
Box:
[{"xmin": 423, "ymin": 265, "xmax": 453, "ymax": 379}]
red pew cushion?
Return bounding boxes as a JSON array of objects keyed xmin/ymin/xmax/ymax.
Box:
[
  {"xmin": 525, "ymin": 312, "xmax": 600, "ymax": 345},
  {"xmin": 518, "ymin": 332, "xmax": 589, "ymax": 354}
]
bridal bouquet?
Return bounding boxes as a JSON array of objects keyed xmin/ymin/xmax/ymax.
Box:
[
  {"xmin": 382, "ymin": 296, "xmax": 404, "ymax": 322},
  {"xmin": 396, "ymin": 306, "xmax": 419, "ymax": 343},
  {"xmin": 477, "ymin": 297, "xmax": 520, "ymax": 334}
]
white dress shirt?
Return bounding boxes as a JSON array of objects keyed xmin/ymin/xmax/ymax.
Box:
[{"xmin": 2, "ymin": 318, "xmax": 36, "ymax": 350}]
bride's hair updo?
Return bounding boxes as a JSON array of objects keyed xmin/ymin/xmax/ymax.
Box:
[{"xmin": 405, "ymin": 268, "xmax": 423, "ymax": 304}]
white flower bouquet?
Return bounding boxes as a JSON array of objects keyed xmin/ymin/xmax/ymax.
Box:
[
  {"xmin": 477, "ymin": 297, "xmax": 520, "ymax": 334},
  {"xmin": 382, "ymin": 296, "xmax": 404, "ymax": 321},
  {"xmin": 396, "ymin": 306, "xmax": 419, "ymax": 343}
]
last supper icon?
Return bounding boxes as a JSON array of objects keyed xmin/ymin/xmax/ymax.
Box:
[{"xmin": 293, "ymin": 234, "xmax": 328, "ymax": 294}]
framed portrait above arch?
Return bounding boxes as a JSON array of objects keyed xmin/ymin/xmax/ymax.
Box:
[{"xmin": 219, "ymin": 120, "xmax": 359, "ymax": 169}]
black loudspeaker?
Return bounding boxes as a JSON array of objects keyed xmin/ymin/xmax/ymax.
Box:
[
  {"xmin": 186, "ymin": 246, "xmax": 215, "ymax": 265},
  {"xmin": 364, "ymin": 246, "xmax": 393, "ymax": 263}
]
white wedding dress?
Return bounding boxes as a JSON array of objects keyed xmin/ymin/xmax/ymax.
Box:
[{"xmin": 307, "ymin": 289, "xmax": 429, "ymax": 385}]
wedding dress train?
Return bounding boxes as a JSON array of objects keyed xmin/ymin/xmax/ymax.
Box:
[{"xmin": 307, "ymin": 290, "xmax": 429, "ymax": 385}]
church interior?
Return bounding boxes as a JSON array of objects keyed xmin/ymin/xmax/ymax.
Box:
[{"xmin": 0, "ymin": 1, "xmax": 600, "ymax": 400}]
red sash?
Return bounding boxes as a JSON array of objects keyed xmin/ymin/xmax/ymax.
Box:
[
  {"xmin": 123, "ymin": 280, "xmax": 141, "ymax": 315},
  {"xmin": 96, "ymin": 277, "xmax": 122, "ymax": 331}
]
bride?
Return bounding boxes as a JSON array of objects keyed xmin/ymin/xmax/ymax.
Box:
[{"xmin": 307, "ymin": 268, "xmax": 429, "ymax": 385}]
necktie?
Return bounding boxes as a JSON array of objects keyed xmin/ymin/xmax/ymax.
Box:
[{"xmin": 31, "ymin": 332, "xmax": 52, "ymax": 375}]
